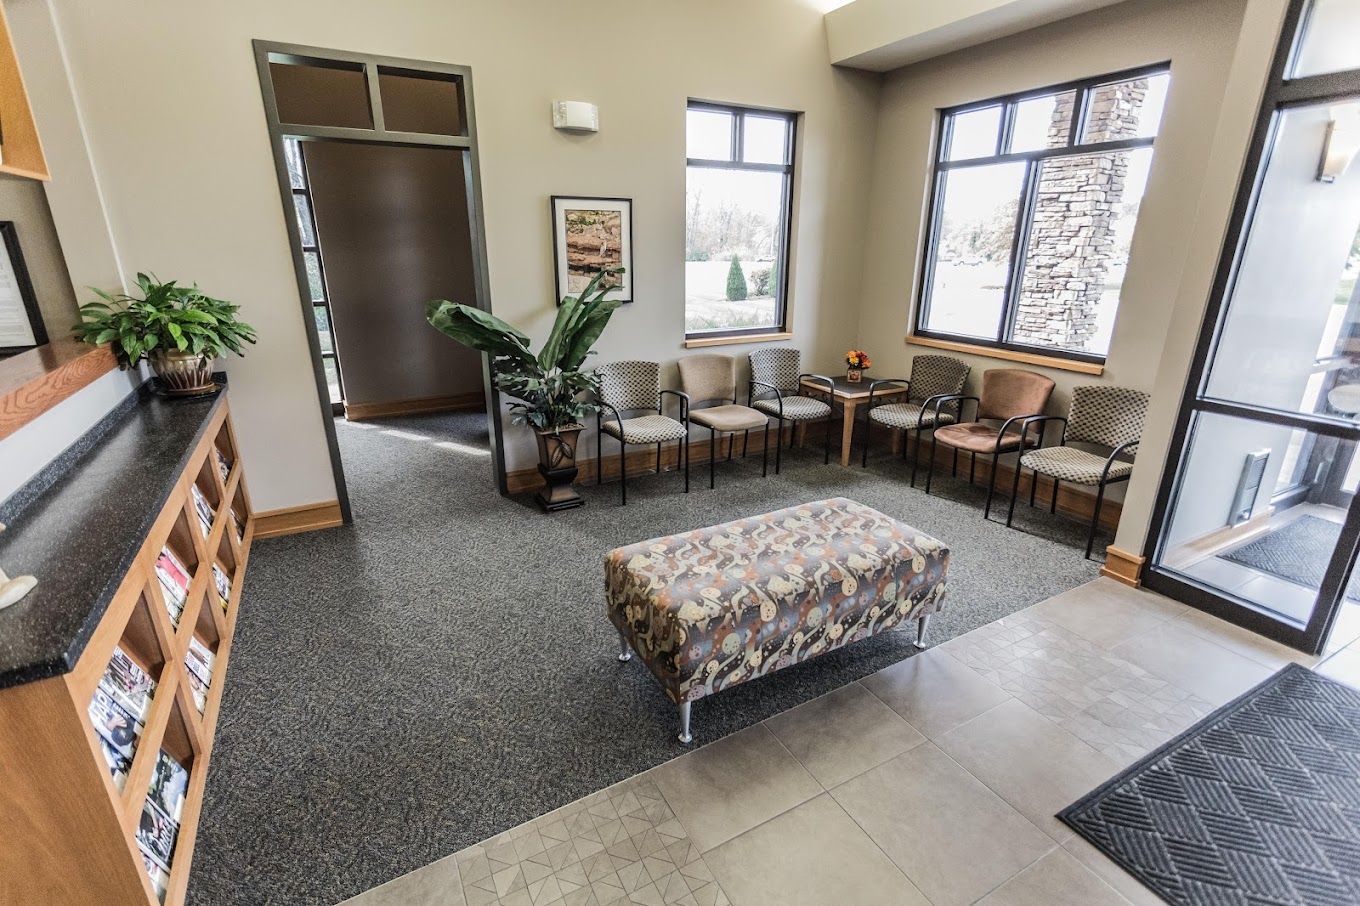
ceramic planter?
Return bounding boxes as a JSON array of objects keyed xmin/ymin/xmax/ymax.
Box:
[{"xmin": 535, "ymin": 424, "xmax": 585, "ymax": 512}]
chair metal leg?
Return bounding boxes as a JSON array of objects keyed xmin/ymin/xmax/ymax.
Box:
[
  {"xmin": 656, "ymin": 442, "xmax": 662, "ymax": 475},
  {"xmin": 1006, "ymin": 460, "xmax": 1024, "ymax": 527},
  {"xmin": 1050, "ymin": 477, "xmax": 1059, "ymax": 514},
  {"xmin": 683, "ymin": 434, "xmax": 690, "ymax": 493},
  {"xmin": 743, "ymin": 429, "xmax": 749, "ymax": 458},
  {"xmin": 861, "ymin": 414, "xmax": 872, "ymax": 467},
  {"xmin": 762, "ymin": 423, "xmax": 769, "ymax": 477},
  {"xmin": 727, "ymin": 433, "xmax": 734, "ymax": 462},
  {"xmin": 677, "ymin": 701, "xmax": 693, "ymax": 745},
  {"xmin": 914, "ymin": 615, "xmax": 931, "ymax": 649},
  {"xmin": 1085, "ymin": 480, "xmax": 1107, "ymax": 560},
  {"xmin": 1029, "ymin": 468, "xmax": 1038, "ymax": 507},
  {"xmin": 596, "ymin": 419, "xmax": 603, "ymax": 486},
  {"xmin": 617, "ymin": 630, "xmax": 632, "ymax": 662},
  {"xmin": 619, "ymin": 442, "xmax": 628, "ymax": 506},
  {"xmin": 824, "ymin": 408, "xmax": 832, "ymax": 464},
  {"xmin": 710, "ymin": 427, "xmax": 717, "ymax": 490},
  {"xmin": 969, "ymin": 452, "xmax": 977, "ymax": 484},
  {"xmin": 775, "ymin": 419, "xmax": 784, "ymax": 474},
  {"xmin": 924, "ymin": 441, "xmax": 938, "ymax": 495},
  {"xmin": 952, "ymin": 447, "xmax": 959, "ymax": 477},
  {"xmin": 985, "ymin": 451, "xmax": 1000, "ymax": 519},
  {"xmin": 910, "ymin": 427, "xmax": 925, "ymax": 487}
]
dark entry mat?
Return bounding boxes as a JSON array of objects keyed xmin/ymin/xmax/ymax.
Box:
[
  {"xmin": 1220, "ymin": 515, "xmax": 1341, "ymax": 591},
  {"xmin": 1060, "ymin": 663, "xmax": 1360, "ymax": 905}
]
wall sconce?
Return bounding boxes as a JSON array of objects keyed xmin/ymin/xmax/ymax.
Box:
[
  {"xmin": 1319, "ymin": 104, "xmax": 1360, "ymax": 183},
  {"xmin": 552, "ymin": 100, "xmax": 599, "ymax": 134}
]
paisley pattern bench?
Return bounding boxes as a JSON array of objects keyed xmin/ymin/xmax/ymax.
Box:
[{"xmin": 605, "ymin": 497, "xmax": 950, "ymax": 743}]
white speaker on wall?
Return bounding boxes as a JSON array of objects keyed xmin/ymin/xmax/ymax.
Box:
[{"xmin": 553, "ymin": 100, "xmax": 599, "ymax": 133}]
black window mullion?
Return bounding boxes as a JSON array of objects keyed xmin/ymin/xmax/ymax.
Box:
[
  {"xmin": 999, "ymin": 159, "xmax": 1042, "ymax": 345},
  {"xmin": 1069, "ymin": 86, "xmax": 1087, "ymax": 146},
  {"xmin": 732, "ymin": 110, "xmax": 744, "ymax": 163},
  {"xmin": 998, "ymin": 102, "xmax": 1017, "ymax": 156}
]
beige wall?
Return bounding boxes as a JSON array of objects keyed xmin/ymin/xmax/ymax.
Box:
[
  {"xmin": 0, "ymin": 173, "xmax": 77, "ymax": 339},
  {"xmin": 32, "ymin": 0, "xmax": 879, "ymax": 511},
  {"xmin": 854, "ymin": 0, "xmax": 1251, "ymax": 503}
]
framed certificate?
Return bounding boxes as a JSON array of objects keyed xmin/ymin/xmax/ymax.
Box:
[{"xmin": 0, "ymin": 222, "xmax": 48, "ymax": 355}]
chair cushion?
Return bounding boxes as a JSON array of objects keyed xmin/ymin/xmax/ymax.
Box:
[
  {"xmin": 932, "ymin": 423, "xmax": 1025, "ymax": 455},
  {"xmin": 867, "ymin": 403, "xmax": 956, "ymax": 431},
  {"xmin": 752, "ymin": 395, "xmax": 831, "ymax": 421},
  {"xmin": 690, "ymin": 404, "xmax": 767, "ymax": 433},
  {"xmin": 602, "ymin": 414, "xmax": 688, "ymax": 444},
  {"xmin": 1020, "ymin": 445, "xmax": 1134, "ymax": 485}
]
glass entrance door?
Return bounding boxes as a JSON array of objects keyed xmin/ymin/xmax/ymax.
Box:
[{"xmin": 1146, "ymin": 0, "xmax": 1360, "ymax": 653}]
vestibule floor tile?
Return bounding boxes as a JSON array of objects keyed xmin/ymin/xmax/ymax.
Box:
[
  {"xmin": 859, "ymin": 647, "xmax": 1011, "ymax": 739},
  {"xmin": 763, "ymin": 681, "xmax": 924, "ymax": 788},
  {"xmin": 830, "ymin": 743, "xmax": 1055, "ymax": 906},
  {"xmin": 704, "ymin": 793, "xmax": 928, "ymax": 906},
  {"xmin": 977, "ymin": 846, "xmax": 1128, "ymax": 905},
  {"xmin": 1111, "ymin": 620, "xmax": 1275, "ymax": 706}
]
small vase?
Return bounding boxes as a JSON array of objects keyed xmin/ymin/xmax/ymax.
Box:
[
  {"xmin": 535, "ymin": 425, "xmax": 585, "ymax": 512},
  {"xmin": 150, "ymin": 350, "xmax": 217, "ymax": 396},
  {"xmin": 847, "ymin": 368, "xmax": 863, "ymax": 383}
]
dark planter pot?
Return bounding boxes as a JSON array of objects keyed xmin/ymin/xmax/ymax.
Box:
[
  {"xmin": 535, "ymin": 425, "xmax": 585, "ymax": 512},
  {"xmin": 151, "ymin": 350, "xmax": 218, "ymax": 397}
]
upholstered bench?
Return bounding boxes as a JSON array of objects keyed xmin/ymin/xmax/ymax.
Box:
[{"xmin": 605, "ymin": 497, "xmax": 950, "ymax": 743}]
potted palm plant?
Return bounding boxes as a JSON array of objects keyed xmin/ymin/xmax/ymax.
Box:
[
  {"xmin": 426, "ymin": 268, "xmax": 622, "ymax": 511},
  {"xmin": 74, "ymin": 273, "xmax": 258, "ymax": 396}
]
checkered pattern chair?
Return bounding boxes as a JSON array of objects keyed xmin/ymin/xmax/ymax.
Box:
[
  {"xmin": 678, "ymin": 354, "xmax": 770, "ymax": 489},
  {"xmin": 595, "ymin": 360, "xmax": 690, "ymax": 506},
  {"xmin": 747, "ymin": 348, "xmax": 834, "ymax": 473},
  {"xmin": 860, "ymin": 355, "xmax": 970, "ymax": 485},
  {"xmin": 1005, "ymin": 384, "xmax": 1149, "ymax": 558}
]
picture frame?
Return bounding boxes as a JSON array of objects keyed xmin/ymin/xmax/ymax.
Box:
[
  {"xmin": 0, "ymin": 222, "xmax": 48, "ymax": 356},
  {"xmin": 550, "ymin": 196, "xmax": 633, "ymax": 305}
]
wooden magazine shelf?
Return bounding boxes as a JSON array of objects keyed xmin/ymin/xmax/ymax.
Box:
[{"xmin": 0, "ymin": 396, "xmax": 253, "ymax": 904}]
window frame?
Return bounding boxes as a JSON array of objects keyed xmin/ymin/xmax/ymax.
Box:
[
  {"xmin": 285, "ymin": 137, "xmax": 344, "ymax": 412},
  {"xmin": 684, "ymin": 99, "xmax": 798, "ymax": 340},
  {"xmin": 913, "ymin": 63, "xmax": 1171, "ymax": 365}
]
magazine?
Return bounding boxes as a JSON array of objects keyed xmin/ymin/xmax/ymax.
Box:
[
  {"xmin": 190, "ymin": 485, "xmax": 214, "ymax": 537},
  {"xmin": 88, "ymin": 686, "xmax": 142, "ymax": 761},
  {"xmin": 102, "ymin": 646, "xmax": 155, "ymax": 720},
  {"xmin": 141, "ymin": 850, "xmax": 170, "ymax": 901},
  {"xmin": 155, "ymin": 548, "xmax": 191, "ymax": 620},
  {"xmin": 215, "ymin": 447, "xmax": 231, "ymax": 482},
  {"xmin": 185, "ymin": 667, "xmax": 209, "ymax": 715},
  {"xmin": 187, "ymin": 637, "xmax": 215, "ymax": 676},
  {"xmin": 147, "ymin": 750, "xmax": 188, "ymax": 822},
  {"xmin": 136, "ymin": 799, "xmax": 178, "ymax": 872},
  {"xmin": 231, "ymin": 509, "xmax": 243, "ymax": 542},
  {"xmin": 211, "ymin": 563, "xmax": 231, "ymax": 612},
  {"xmin": 98, "ymin": 735, "xmax": 133, "ymax": 791}
]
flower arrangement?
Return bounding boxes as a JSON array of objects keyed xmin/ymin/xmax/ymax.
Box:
[{"xmin": 845, "ymin": 349, "xmax": 872, "ymax": 370}]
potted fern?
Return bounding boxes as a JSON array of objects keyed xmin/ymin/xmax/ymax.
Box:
[
  {"xmin": 427, "ymin": 268, "xmax": 621, "ymax": 511},
  {"xmin": 74, "ymin": 273, "xmax": 258, "ymax": 396}
]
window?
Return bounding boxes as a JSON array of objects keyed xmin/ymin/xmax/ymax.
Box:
[
  {"xmin": 284, "ymin": 138, "xmax": 343, "ymax": 407},
  {"xmin": 685, "ymin": 102, "xmax": 796, "ymax": 337},
  {"xmin": 916, "ymin": 66, "xmax": 1171, "ymax": 361}
]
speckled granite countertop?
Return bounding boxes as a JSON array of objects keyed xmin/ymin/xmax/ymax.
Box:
[{"xmin": 0, "ymin": 385, "xmax": 224, "ymax": 689}]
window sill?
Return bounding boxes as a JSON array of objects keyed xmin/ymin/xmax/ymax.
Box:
[
  {"xmin": 905, "ymin": 334, "xmax": 1105, "ymax": 376},
  {"xmin": 684, "ymin": 331, "xmax": 793, "ymax": 349}
]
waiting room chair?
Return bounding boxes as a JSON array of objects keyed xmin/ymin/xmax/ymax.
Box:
[
  {"xmin": 677, "ymin": 354, "xmax": 770, "ymax": 489},
  {"xmin": 1004, "ymin": 384, "xmax": 1149, "ymax": 559},
  {"xmin": 924, "ymin": 369, "xmax": 1056, "ymax": 517},
  {"xmin": 747, "ymin": 347, "xmax": 834, "ymax": 473},
  {"xmin": 859, "ymin": 355, "xmax": 970, "ymax": 485},
  {"xmin": 595, "ymin": 360, "xmax": 690, "ymax": 506}
]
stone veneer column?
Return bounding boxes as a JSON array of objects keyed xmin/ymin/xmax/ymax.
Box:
[{"xmin": 1011, "ymin": 82, "xmax": 1147, "ymax": 351}]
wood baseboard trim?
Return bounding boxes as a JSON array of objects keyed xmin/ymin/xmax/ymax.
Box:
[
  {"xmin": 504, "ymin": 425, "xmax": 1122, "ymax": 530},
  {"xmin": 1100, "ymin": 545, "xmax": 1146, "ymax": 587},
  {"xmin": 344, "ymin": 392, "xmax": 486, "ymax": 421},
  {"xmin": 254, "ymin": 500, "xmax": 345, "ymax": 539}
]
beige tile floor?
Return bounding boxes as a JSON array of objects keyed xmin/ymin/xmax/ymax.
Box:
[{"xmin": 344, "ymin": 577, "xmax": 1360, "ymax": 906}]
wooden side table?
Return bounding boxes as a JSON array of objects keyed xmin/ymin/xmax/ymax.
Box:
[{"xmin": 800, "ymin": 376, "xmax": 907, "ymax": 466}]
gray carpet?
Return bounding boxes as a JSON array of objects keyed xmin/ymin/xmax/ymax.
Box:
[
  {"xmin": 1222, "ymin": 515, "xmax": 1349, "ymax": 595},
  {"xmin": 1061, "ymin": 664, "xmax": 1360, "ymax": 905},
  {"xmin": 190, "ymin": 411, "xmax": 1099, "ymax": 905}
]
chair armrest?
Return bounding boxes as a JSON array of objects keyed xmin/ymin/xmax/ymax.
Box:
[
  {"xmin": 659, "ymin": 389, "xmax": 690, "ymax": 422},
  {"xmin": 866, "ymin": 378, "xmax": 911, "ymax": 411},
  {"xmin": 597, "ymin": 401, "xmax": 625, "ymax": 429},
  {"xmin": 1110, "ymin": 439, "xmax": 1138, "ymax": 461},
  {"xmin": 748, "ymin": 380, "xmax": 785, "ymax": 415},
  {"xmin": 1016, "ymin": 414, "xmax": 1068, "ymax": 447},
  {"xmin": 925, "ymin": 393, "xmax": 979, "ymax": 424},
  {"xmin": 798, "ymin": 373, "xmax": 835, "ymax": 397}
]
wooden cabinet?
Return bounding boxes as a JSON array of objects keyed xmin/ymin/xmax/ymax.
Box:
[
  {"xmin": 0, "ymin": 0, "xmax": 49, "ymax": 180},
  {"xmin": 0, "ymin": 397, "xmax": 252, "ymax": 903}
]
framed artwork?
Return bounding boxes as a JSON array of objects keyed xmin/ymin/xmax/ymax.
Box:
[
  {"xmin": 550, "ymin": 196, "xmax": 633, "ymax": 305},
  {"xmin": 0, "ymin": 222, "xmax": 48, "ymax": 356}
]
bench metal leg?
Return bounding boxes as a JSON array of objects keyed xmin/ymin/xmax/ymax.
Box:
[
  {"xmin": 677, "ymin": 701, "xmax": 693, "ymax": 745},
  {"xmin": 617, "ymin": 631, "xmax": 632, "ymax": 662},
  {"xmin": 915, "ymin": 615, "xmax": 931, "ymax": 649}
]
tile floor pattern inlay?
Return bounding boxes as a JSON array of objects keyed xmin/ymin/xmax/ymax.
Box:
[
  {"xmin": 454, "ymin": 775, "xmax": 731, "ymax": 906},
  {"xmin": 347, "ymin": 577, "xmax": 1360, "ymax": 906}
]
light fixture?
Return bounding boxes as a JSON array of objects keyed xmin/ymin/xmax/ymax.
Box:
[
  {"xmin": 1318, "ymin": 103, "xmax": 1360, "ymax": 183},
  {"xmin": 552, "ymin": 100, "xmax": 599, "ymax": 134}
]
